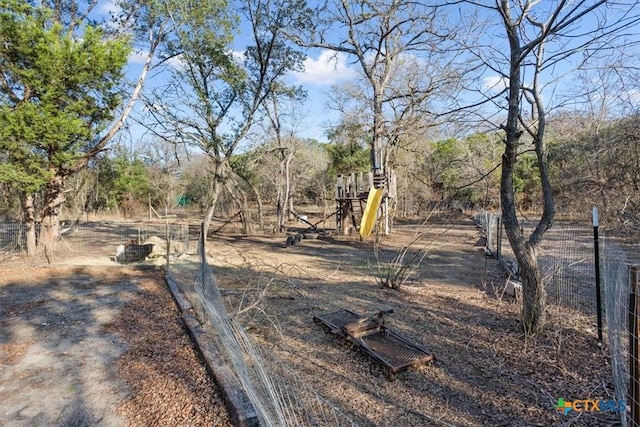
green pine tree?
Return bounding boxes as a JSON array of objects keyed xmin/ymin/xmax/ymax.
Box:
[{"xmin": 0, "ymin": 0, "xmax": 130, "ymax": 255}]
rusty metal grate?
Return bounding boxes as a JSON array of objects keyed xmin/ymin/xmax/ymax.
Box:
[
  {"xmin": 314, "ymin": 309, "xmax": 362, "ymax": 331},
  {"xmin": 314, "ymin": 309, "xmax": 433, "ymax": 379}
]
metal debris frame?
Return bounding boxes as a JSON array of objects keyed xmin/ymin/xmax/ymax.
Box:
[{"xmin": 313, "ymin": 309, "xmax": 434, "ymax": 380}]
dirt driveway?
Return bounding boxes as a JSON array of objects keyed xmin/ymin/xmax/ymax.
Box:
[{"xmin": 0, "ymin": 266, "xmax": 230, "ymax": 427}]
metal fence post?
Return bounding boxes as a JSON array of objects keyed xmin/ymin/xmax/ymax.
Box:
[
  {"xmin": 496, "ymin": 216, "xmax": 502, "ymax": 262},
  {"xmin": 630, "ymin": 266, "xmax": 640, "ymax": 426},
  {"xmin": 593, "ymin": 207, "xmax": 602, "ymax": 341},
  {"xmin": 165, "ymin": 220, "xmax": 170, "ymax": 271}
]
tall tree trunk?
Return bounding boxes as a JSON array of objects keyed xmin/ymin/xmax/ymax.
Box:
[
  {"xmin": 202, "ymin": 158, "xmax": 227, "ymax": 239},
  {"xmin": 501, "ymin": 149, "xmax": 547, "ymax": 334},
  {"xmin": 224, "ymin": 178, "xmax": 254, "ymax": 236},
  {"xmin": 22, "ymin": 194, "xmax": 37, "ymax": 257},
  {"xmin": 202, "ymin": 185, "xmax": 222, "ymax": 240},
  {"xmin": 276, "ymin": 156, "xmax": 286, "ymax": 232},
  {"xmin": 40, "ymin": 172, "xmax": 67, "ymax": 256},
  {"xmin": 240, "ymin": 191, "xmax": 254, "ymax": 235},
  {"xmin": 240, "ymin": 177, "xmax": 263, "ymax": 233},
  {"xmin": 285, "ymin": 153, "xmax": 293, "ymax": 222},
  {"xmin": 371, "ymin": 92, "xmax": 384, "ymax": 176},
  {"xmin": 500, "ymin": 22, "xmax": 547, "ymax": 334},
  {"xmin": 519, "ymin": 244, "xmax": 545, "ymax": 333},
  {"xmin": 255, "ymin": 187, "xmax": 264, "ymax": 233},
  {"xmin": 341, "ymin": 202, "xmax": 351, "ymax": 236},
  {"xmin": 275, "ymin": 149, "xmax": 294, "ymax": 232},
  {"xmin": 288, "ymin": 196, "xmax": 294, "ymax": 222}
]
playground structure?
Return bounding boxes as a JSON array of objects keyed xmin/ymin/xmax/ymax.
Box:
[{"xmin": 334, "ymin": 171, "xmax": 396, "ymax": 236}]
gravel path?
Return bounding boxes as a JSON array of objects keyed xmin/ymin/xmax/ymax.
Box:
[{"xmin": 0, "ymin": 266, "xmax": 231, "ymax": 427}]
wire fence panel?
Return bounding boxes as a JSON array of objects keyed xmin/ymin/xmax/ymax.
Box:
[
  {"xmin": 474, "ymin": 210, "xmax": 600, "ymax": 315},
  {"xmin": 0, "ymin": 223, "xmax": 25, "ymax": 255},
  {"xmin": 604, "ymin": 247, "xmax": 632, "ymax": 427},
  {"xmin": 474, "ymin": 210, "xmax": 636, "ymax": 427},
  {"xmin": 538, "ymin": 226, "xmax": 597, "ymax": 314},
  {"xmin": 194, "ymin": 233, "xmax": 355, "ymax": 426},
  {"xmin": 0, "ymin": 221, "xmax": 196, "ymax": 265}
]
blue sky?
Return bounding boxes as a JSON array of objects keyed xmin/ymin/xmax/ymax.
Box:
[
  {"xmin": 110, "ymin": 0, "xmax": 360, "ymax": 145},
  {"xmin": 286, "ymin": 50, "xmax": 358, "ymax": 140},
  {"xmin": 125, "ymin": 45, "xmax": 356, "ymax": 143},
  {"xmin": 100, "ymin": 0, "xmax": 640, "ymax": 147}
]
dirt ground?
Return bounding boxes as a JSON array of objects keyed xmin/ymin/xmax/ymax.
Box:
[
  {"xmin": 0, "ymin": 215, "xmax": 626, "ymax": 426},
  {"xmin": 168, "ymin": 216, "xmax": 623, "ymax": 427},
  {"xmin": 0, "ymin": 266, "xmax": 231, "ymax": 426}
]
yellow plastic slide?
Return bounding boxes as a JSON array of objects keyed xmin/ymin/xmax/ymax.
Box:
[{"xmin": 359, "ymin": 186, "xmax": 384, "ymax": 238}]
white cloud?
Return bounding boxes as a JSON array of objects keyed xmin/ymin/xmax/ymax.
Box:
[
  {"xmin": 98, "ymin": 0, "xmax": 120, "ymax": 15},
  {"xmin": 230, "ymin": 50, "xmax": 245, "ymax": 63},
  {"xmin": 483, "ymin": 75, "xmax": 508, "ymax": 92},
  {"xmin": 128, "ymin": 50, "xmax": 149, "ymax": 65},
  {"xmin": 291, "ymin": 50, "xmax": 357, "ymax": 85}
]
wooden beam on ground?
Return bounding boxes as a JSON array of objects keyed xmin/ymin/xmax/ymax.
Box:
[
  {"xmin": 182, "ymin": 313, "xmax": 259, "ymax": 427},
  {"xmin": 212, "ymin": 211, "xmax": 242, "ymax": 235},
  {"xmin": 165, "ymin": 271, "xmax": 192, "ymax": 312},
  {"xmin": 164, "ymin": 272, "xmax": 258, "ymax": 427},
  {"xmin": 292, "ymin": 210, "xmax": 337, "ymax": 233}
]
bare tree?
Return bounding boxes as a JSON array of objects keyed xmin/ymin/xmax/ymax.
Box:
[
  {"xmin": 142, "ymin": 139, "xmax": 186, "ymax": 217},
  {"xmin": 140, "ymin": 0, "xmax": 307, "ymax": 238},
  {"xmin": 290, "ymin": 0, "xmax": 467, "ymax": 181},
  {"xmin": 259, "ymin": 87, "xmax": 308, "ymax": 232},
  {"xmin": 460, "ymin": 0, "xmax": 640, "ymax": 334}
]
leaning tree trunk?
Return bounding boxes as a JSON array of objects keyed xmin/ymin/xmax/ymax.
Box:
[{"xmin": 202, "ymin": 158, "xmax": 227, "ymax": 239}]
